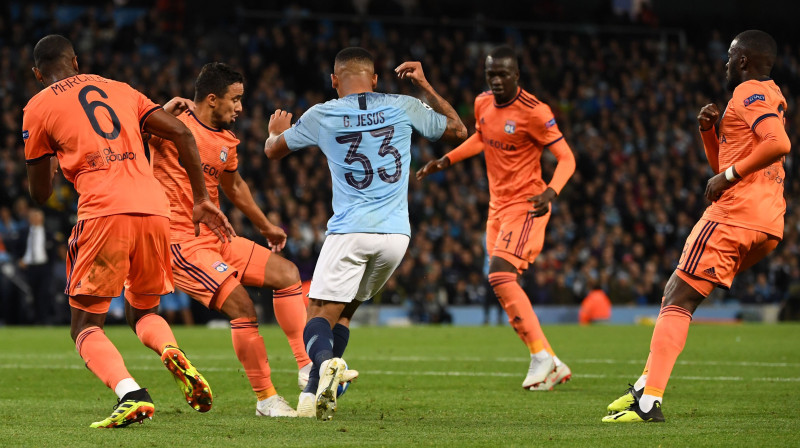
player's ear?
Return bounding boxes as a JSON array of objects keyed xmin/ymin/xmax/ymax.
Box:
[
  {"xmin": 71, "ymin": 56, "xmax": 79, "ymax": 72},
  {"xmin": 207, "ymin": 93, "xmax": 217, "ymax": 107},
  {"xmin": 372, "ymin": 73, "xmax": 378, "ymax": 89},
  {"xmin": 32, "ymin": 67, "xmax": 44, "ymax": 85},
  {"xmin": 331, "ymin": 73, "xmax": 338, "ymax": 89}
]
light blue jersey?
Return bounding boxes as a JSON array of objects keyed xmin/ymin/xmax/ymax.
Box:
[{"xmin": 282, "ymin": 92, "xmax": 447, "ymax": 236}]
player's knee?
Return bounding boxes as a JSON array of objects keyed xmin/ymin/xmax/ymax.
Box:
[{"xmin": 266, "ymin": 257, "xmax": 301, "ymax": 289}]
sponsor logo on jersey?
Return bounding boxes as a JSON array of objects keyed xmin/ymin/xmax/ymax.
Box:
[
  {"xmin": 22, "ymin": 130, "xmax": 29, "ymax": 140},
  {"xmin": 220, "ymin": 147, "xmax": 228, "ymax": 162},
  {"xmin": 86, "ymin": 151, "xmax": 105, "ymax": 169},
  {"xmin": 743, "ymin": 94, "xmax": 765, "ymax": 107},
  {"xmin": 504, "ymin": 120, "xmax": 516, "ymax": 134},
  {"xmin": 486, "ymin": 139, "xmax": 517, "ymax": 151},
  {"xmin": 703, "ymin": 266, "xmax": 716, "ymax": 278},
  {"xmin": 212, "ymin": 261, "xmax": 228, "ymax": 272},
  {"xmin": 545, "ymin": 118, "xmax": 557, "ymax": 128}
]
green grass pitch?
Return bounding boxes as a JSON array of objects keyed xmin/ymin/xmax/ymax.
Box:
[{"xmin": 1, "ymin": 323, "xmax": 798, "ymax": 447}]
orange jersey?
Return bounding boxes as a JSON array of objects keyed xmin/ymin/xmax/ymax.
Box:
[
  {"xmin": 702, "ymin": 79, "xmax": 788, "ymax": 238},
  {"xmin": 474, "ymin": 88, "xmax": 565, "ymax": 213},
  {"xmin": 151, "ymin": 111, "xmax": 239, "ymax": 243},
  {"xmin": 22, "ymin": 74, "xmax": 169, "ymax": 220}
]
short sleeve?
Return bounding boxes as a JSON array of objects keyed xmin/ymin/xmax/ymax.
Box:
[
  {"xmin": 282, "ymin": 105, "xmax": 323, "ymax": 151},
  {"xmin": 732, "ymin": 82, "xmax": 780, "ymax": 131},
  {"xmin": 22, "ymin": 106, "xmax": 55, "ymax": 164},
  {"xmin": 225, "ymin": 145, "xmax": 239, "ymax": 172},
  {"xmin": 401, "ymin": 96, "xmax": 446, "ymax": 141},
  {"xmin": 128, "ymin": 85, "xmax": 162, "ymax": 131},
  {"xmin": 529, "ymin": 104, "xmax": 563, "ymax": 147}
]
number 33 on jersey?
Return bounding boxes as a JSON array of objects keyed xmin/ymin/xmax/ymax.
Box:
[{"xmin": 282, "ymin": 91, "xmax": 447, "ymax": 236}]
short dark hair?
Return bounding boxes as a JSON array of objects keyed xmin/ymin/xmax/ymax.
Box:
[
  {"xmin": 488, "ymin": 45, "xmax": 517, "ymax": 62},
  {"xmin": 334, "ymin": 47, "xmax": 374, "ymax": 66},
  {"xmin": 194, "ymin": 62, "xmax": 244, "ymax": 102},
  {"xmin": 33, "ymin": 35, "xmax": 75, "ymax": 70},
  {"xmin": 735, "ymin": 30, "xmax": 777, "ymax": 62}
]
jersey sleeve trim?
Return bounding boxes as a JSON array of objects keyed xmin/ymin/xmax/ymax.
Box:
[
  {"xmin": 751, "ymin": 113, "xmax": 778, "ymax": 131},
  {"xmin": 544, "ymin": 136, "xmax": 564, "ymax": 147},
  {"xmin": 139, "ymin": 105, "xmax": 163, "ymax": 130},
  {"xmin": 224, "ymin": 168, "xmax": 237, "ymax": 173},
  {"xmin": 25, "ymin": 152, "xmax": 55, "ymax": 165}
]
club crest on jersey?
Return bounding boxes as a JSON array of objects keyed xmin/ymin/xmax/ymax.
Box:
[
  {"xmin": 743, "ymin": 94, "xmax": 765, "ymax": 107},
  {"xmin": 504, "ymin": 120, "xmax": 516, "ymax": 134},
  {"xmin": 212, "ymin": 261, "xmax": 228, "ymax": 272},
  {"xmin": 220, "ymin": 147, "xmax": 229, "ymax": 162}
]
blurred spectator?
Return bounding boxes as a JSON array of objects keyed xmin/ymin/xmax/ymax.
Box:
[
  {"xmin": 160, "ymin": 290, "xmax": 194, "ymax": 326},
  {"xmin": 19, "ymin": 208, "xmax": 55, "ymax": 324}
]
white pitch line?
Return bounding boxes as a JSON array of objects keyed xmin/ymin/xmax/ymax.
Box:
[
  {"xmin": 0, "ymin": 363, "xmax": 798, "ymax": 383},
  {"xmin": 1, "ymin": 353, "xmax": 798, "ymax": 369}
]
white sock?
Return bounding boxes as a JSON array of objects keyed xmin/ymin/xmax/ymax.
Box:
[
  {"xmin": 114, "ymin": 378, "xmax": 141, "ymax": 399},
  {"xmin": 552, "ymin": 355, "xmax": 563, "ymax": 367},
  {"xmin": 633, "ymin": 374, "xmax": 647, "ymax": 391},
  {"xmin": 638, "ymin": 394, "xmax": 661, "ymax": 413},
  {"xmin": 531, "ymin": 350, "xmax": 551, "ymax": 362}
]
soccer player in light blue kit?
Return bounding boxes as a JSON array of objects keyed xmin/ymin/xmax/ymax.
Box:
[{"xmin": 264, "ymin": 47, "xmax": 467, "ymax": 420}]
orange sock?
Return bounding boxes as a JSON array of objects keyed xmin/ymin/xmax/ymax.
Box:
[
  {"xmin": 273, "ymin": 282, "xmax": 311, "ymax": 368},
  {"xmin": 643, "ymin": 305, "xmax": 692, "ymax": 398},
  {"xmin": 135, "ymin": 313, "xmax": 178, "ymax": 355},
  {"xmin": 75, "ymin": 327, "xmax": 132, "ymax": 390},
  {"xmin": 489, "ymin": 272, "xmax": 553, "ymax": 355},
  {"xmin": 230, "ymin": 317, "xmax": 274, "ymax": 396}
]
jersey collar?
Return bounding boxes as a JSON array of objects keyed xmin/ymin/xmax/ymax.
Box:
[{"xmin": 494, "ymin": 87, "xmax": 522, "ymax": 108}]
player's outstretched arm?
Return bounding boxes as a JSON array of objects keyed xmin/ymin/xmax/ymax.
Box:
[
  {"xmin": 395, "ymin": 61, "xmax": 467, "ymax": 145},
  {"xmin": 264, "ymin": 109, "xmax": 293, "ymax": 160},
  {"xmin": 143, "ymin": 109, "xmax": 235, "ymax": 242},
  {"xmin": 220, "ymin": 170, "xmax": 286, "ymax": 252},
  {"xmin": 26, "ymin": 156, "xmax": 58, "ymax": 204}
]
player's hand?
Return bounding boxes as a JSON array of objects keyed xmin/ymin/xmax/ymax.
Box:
[
  {"xmin": 395, "ymin": 61, "xmax": 429, "ymax": 87},
  {"xmin": 527, "ymin": 187, "xmax": 557, "ymax": 217},
  {"xmin": 164, "ymin": 97, "xmax": 196, "ymax": 116},
  {"xmin": 268, "ymin": 109, "xmax": 292, "ymax": 136},
  {"xmin": 697, "ymin": 103, "xmax": 720, "ymax": 131},
  {"xmin": 416, "ymin": 157, "xmax": 451, "ymax": 180},
  {"xmin": 192, "ymin": 199, "xmax": 236, "ymax": 242},
  {"xmin": 260, "ymin": 223, "xmax": 287, "ymax": 252},
  {"xmin": 704, "ymin": 171, "xmax": 737, "ymax": 202}
]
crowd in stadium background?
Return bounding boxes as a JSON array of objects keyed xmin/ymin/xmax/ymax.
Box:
[{"xmin": 1, "ymin": 1, "xmax": 799, "ymax": 325}]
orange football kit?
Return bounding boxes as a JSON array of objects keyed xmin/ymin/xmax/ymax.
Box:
[
  {"xmin": 151, "ymin": 111, "xmax": 270, "ymax": 309},
  {"xmin": 23, "ymin": 74, "xmax": 171, "ymax": 313}
]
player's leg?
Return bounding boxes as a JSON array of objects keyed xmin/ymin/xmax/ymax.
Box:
[
  {"xmin": 125, "ymin": 215, "xmax": 212, "ymax": 412},
  {"xmin": 225, "ymin": 238, "xmax": 311, "ymax": 378},
  {"xmin": 65, "ymin": 216, "xmax": 154, "ymax": 428},
  {"xmin": 486, "ymin": 208, "xmax": 565, "ymax": 390}
]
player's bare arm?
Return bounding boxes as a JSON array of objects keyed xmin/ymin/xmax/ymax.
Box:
[
  {"xmin": 163, "ymin": 97, "xmax": 196, "ymax": 116},
  {"xmin": 26, "ymin": 156, "xmax": 58, "ymax": 204},
  {"xmin": 264, "ymin": 109, "xmax": 293, "ymax": 159},
  {"xmin": 144, "ymin": 109, "xmax": 236, "ymax": 242},
  {"xmin": 220, "ymin": 170, "xmax": 287, "ymax": 252},
  {"xmin": 697, "ymin": 103, "xmax": 720, "ymax": 130},
  {"xmin": 395, "ymin": 61, "xmax": 467, "ymax": 145}
]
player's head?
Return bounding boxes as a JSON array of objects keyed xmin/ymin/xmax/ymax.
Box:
[
  {"xmin": 725, "ymin": 30, "xmax": 777, "ymax": 91},
  {"xmin": 32, "ymin": 34, "xmax": 78, "ymax": 85},
  {"xmin": 331, "ymin": 47, "xmax": 377, "ymax": 97},
  {"xmin": 485, "ymin": 46, "xmax": 520, "ymax": 103},
  {"xmin": 194, "ymin": 62, "xmax": 244, "ymax": 130}
]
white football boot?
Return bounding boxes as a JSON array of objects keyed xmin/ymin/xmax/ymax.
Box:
[
  {"xmin": 298, "ymin": 362, "xmax": 312, "ymax": 390},
  {"xmin": 522, "ymin": 352, "xmax": 556, "ymax": 390},
  {"xmin": 255, "ymin": 394, "xmax": 298, "ymax": 417},
  {"xmin": 316, "ymin": 358, "xmax": 346, "ymax": 421},
  {"xmin": 529, "ymin": 362, "xmax": 572, "ymax": 391},
  {"xmin": 297, "ymin": 392, "xmax": 315, "ymax": 418}
]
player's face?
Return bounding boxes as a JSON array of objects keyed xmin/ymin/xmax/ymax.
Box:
[
  {"xmin": 485, "ymin": 56, "xmax": 519, "ymax": 103},
  {"xmin": 725, "ymin": 40, "xmax": 744, "ymax": 92},
  {"xmin": 212, "ymin": 82, "xmax": 244, "ymax": 130}
]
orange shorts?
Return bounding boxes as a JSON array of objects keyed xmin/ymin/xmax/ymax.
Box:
[
  {"xmin": 170, "ymin": 235, "xmax": 270, "ymax": 308},
  {"xmin": 66, "ymin": 214, "xmax": 173, "ymax": 314},
  {"xmin": 676, "ymin": 219, "xmax": 778, "ymax": 289},
  {"xmin": 486, "ymin": 203, "xmax": 551, "ymax": 272}
]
